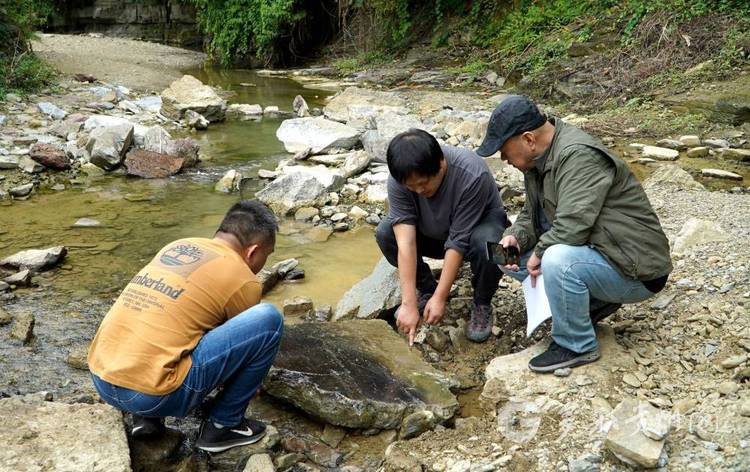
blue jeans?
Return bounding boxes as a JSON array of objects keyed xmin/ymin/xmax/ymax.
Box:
[
  {"xmin": 500, "ymin": 244, "xmax": 655, "ymax": 353},
  {"xmin": 91, "ymin": 303, "xmax": 283, "ymax": 426}
]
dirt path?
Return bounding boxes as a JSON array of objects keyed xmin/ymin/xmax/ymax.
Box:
[{"xmin": 32, "ymin": 33, "xmax": 207, "ymax": 92}]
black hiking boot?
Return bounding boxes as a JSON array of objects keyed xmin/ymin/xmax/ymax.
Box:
[
  {"xmin": 131, "ymin": 415, "xmax": 166, "ymax": 438},
  {"xmin": 195, "ymin": 417, "xmax": 267, "ymax": 453},
  {"xmin": 528, "ymin": 341, "xmax": 601, "ymax": 373},
  {"xmin": 590, "ymin": 302, "xmax": 622, "ymax": 324},
  {"xmin": 465, "ymin": 304, "xmax": 494, "ymax": 343}
]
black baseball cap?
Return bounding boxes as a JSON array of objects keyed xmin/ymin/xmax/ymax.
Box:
[{"xmin": 476, "ymin": 95, "xmax": 547, "ymax": 157}]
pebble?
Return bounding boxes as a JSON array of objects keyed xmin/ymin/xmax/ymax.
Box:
[
  {"xmin": 717, "ymin": 381, "xmax": 739, "ymax": 396},
  {"xmin": 553, "ymin": 367, "xmax": 571, "ymax": 377},
  {"xmin": 622, "ymin": 373, "xmax": 642, "ymax": 388}
]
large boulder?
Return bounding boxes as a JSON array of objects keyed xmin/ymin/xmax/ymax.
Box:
[
  {"xmin": 323, "ymin": 87, "xmax": 407, "ymax": 123},
  {"xmin": 86, "ymin": 123, "xmax": 134, "ymax": 170},
  {"xmin": 264, "ymin": 320, "xmax": 458, "ymax": 430},
  {"xmin": 83, "ymin": 114, "xmax": 132, "ymax": 131},
  {"xmin": 362, "ymin": 113, "xmax": 426, "ymax": 163},
  {"xmin": 334, "ymin": 257, "xmax": 400, "ymax": 321},
  {"xmin": 0, "ymin": 246, "xmax": 67, "ymax": 272},
  {"xmin": 643, "ymin": 164, "xmax": 705, "ymax": 191},
  {"xmin": 0, "ymin": 394, "xmax": 130, "ymax": 472},
  {"xmin": 141, "ymin": 125, "xmax": 172, "ymax": 153},
  {"xmin": 124, "ymin": 149, "xmax": 185, "ymax": 178},
  {"xmin": 276, "ymin": 117, "xmax": 361, "ymax": 154},
  {"xmin": 257, "ymin": 166, "xmax": 344, "ymax": 214},
  {"xmin": 340, "ymin": 150, "xmax": 371, "ymax": 178},
  {"xmin": 29, "ymin": 143, "xmax": 70, "ymax": 170},
  {"xmin": 161, "ymin": 75, "xmax": 227, "ymax": 122}
]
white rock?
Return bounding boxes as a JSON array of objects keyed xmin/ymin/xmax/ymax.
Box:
[
  {"xmin": 37, "ymin": 102, "xmax": 67, "ymax": 120},
  {"xmin": 228, "ymin": 103, "xmax": 263, "ymax": 119},
  {"xmin": 701, "ymin": 168, "xmax": 742, "ymax": 180},
  {"xmin": 638, "ymin": 403, "xmax": 671, "ymax": 440},
  {"xmin": 276, "ymin": 117, "xmax": 360, "ymax": 154},
  {"xmin": 641, "ymin": 145, "xmax": 679, "ymax": 161},
  {"xmin": 161, "ymin": 74, "xmax": 227, "ymax": 122},
  {"xmin": 363, "ymin": 183, "xmax": 388, "ymax": 204},
  {"xmin": 83, "ymin": 114, "xmax": 133, "ymax": 131},
  {"xmin": 605, "ymin": 399, "xmax": 666, "ymax": 468},
  {"xmin": 679, "ymin": 135, "xmax": 701, "ymax": 147},
  {"xmin": 672, "ymin": 218, "xmax": 729, "ymax": 254}
]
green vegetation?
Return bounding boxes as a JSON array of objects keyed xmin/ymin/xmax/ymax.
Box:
[{"xmin": 0, "ymin": 0, "xmax": 55, "ymax": 99}]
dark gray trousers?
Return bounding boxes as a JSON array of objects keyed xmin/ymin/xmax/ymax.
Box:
[{"xmin": 374, "ymin": 207, "xmax": 509, "ymax": 305}]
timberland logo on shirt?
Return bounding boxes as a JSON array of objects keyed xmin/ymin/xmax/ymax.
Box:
[
  {"xmin": 160, "ymin": 244, "xmax": 203, "ymax": 266},
  {"xmin": 129, "ymin": 273, "xmax": 185, "ymax": 300}
]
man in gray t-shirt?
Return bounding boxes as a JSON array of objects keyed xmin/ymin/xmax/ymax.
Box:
[{"xmin": 375, "ymin": 129, "xmax": 508, "ymax": 344}]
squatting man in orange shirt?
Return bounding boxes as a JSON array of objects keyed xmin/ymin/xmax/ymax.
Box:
[{"xmin": 88, "ymin": 200, "xmax": 283, "ymax": 453}]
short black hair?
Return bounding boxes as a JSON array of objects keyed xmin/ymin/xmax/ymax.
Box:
[
  {"xmin": 386, "ymin": 129, "xmax": 443, "ymax": 184},
  {"xmin": 216, "ymin": 200, "xmax": 278, "ymax": 247}
]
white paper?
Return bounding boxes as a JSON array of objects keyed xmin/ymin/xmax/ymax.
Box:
[{"xmin": 522, "ymin": 275, "xmax": 552, "ymax": 337}]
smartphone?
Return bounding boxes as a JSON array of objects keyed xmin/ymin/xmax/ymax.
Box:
[{"xmin": 486, "ymin": 241, "xmax": 520, "ymax": 266}]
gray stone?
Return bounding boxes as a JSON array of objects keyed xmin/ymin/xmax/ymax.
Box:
[
  {"xmin": 276, "ymin": 117, "xmax": 360, "ymax": 154},
  {"xmin": 340, "ymin": 150, "xmax": 371, "ymax": 178},
  {"xmin": 333, "ymin": 222, "xmax": 349, "ymax": 232},
  {"xmin": 717, "ymin": 380, "xmax": 739, "ymax": 395},
  {"xmin": 83, "ymin": 114, "xmax": 132, "ymax": 131},
  {"xmin": 720, "ymin": 148, "xmax": 750, "ymax": 162},
  {"xmin": 271, "ymin": 258, "xmax": 299, "ymax": 277},
  {"xmin": 672, "ymin": 218, "xmax": 729, "ymax": 254},
  {"xmin": 10, "ymin": 312, "xmax": 34, "ymax": 343},
  {"xmin": 0, "ymin": 114, "xmax": 6, "ymax": 126},
  {"xmin": 554, "ymin": 367, "xmax": 572, "ymax": 377},
  {"xmin": 86, "ymin": 123, "xmax": 134, "ymax": 170},
  {"xmin": 66, "ymin": 344, "xmax": 89, "ymax": 370},
  {"xmin": 320, "ymin": 424, "xmax": 346, "ymax": 448},
  {"xmin": 638, "ymin": 402, "xmax": 671, "ymax": 440},
  {"xmin": 568, "ymin": 453, "xmax": 602, "ymax": 472},
  {"xmin": 49, "ymin": 119, "xmax": 83, "ymax": 139},
  {"xmin": 202, "ymin": 425, "xmax": 280, "ymax": 470},
  {"xmin": 37, "ymin": 102, "xmax": 67, "ymax": 120},
  {"xmin": 605, "ymin": 399, "xmax": 666, "ymax": 468},
  {"xmin": 1, "ymin": 246, "xmax": 67, "ymax": 271},
  {"xmin": 227, "ymin": 103, "xmax": 263, "ymax": 119},
  {"xmin": 19, "ymin": 156, "xmax": 45, "ymax": 173},
  {"xmin": 134, "ymin": 95, "xmax": 162, "ymax": 113},
  {"xmin": 263, "ymin": 105, "xmax": 280, "ymax": 116},
  {"xmin": 323, "ymin": 87, "xmax": 407, "ymax": 123},
  {"xmin": 721, "ymin": 354, "xmax": 748, "ymax": 369},
  {"xmin": 679, "ymin": 135, "xmax": 701, "ymax": 147},
  {"xmin": 655, "ymin": 138, "xmax": 686, "ymax": 150},
  {"xmin": 293, "ymin": 94, "xmax": 310, "ymax": 117},
  {"xmin": 0, "ymin": 395, "xmax": 130, "ymax": 471},
  {"xmin": 0, "ymin": 155, "xmax": 19, "ymax": 169},
  {"xmin": 701, "ymin": 168, "xmax": 743, "ymax": 180},
  {"xmin": 363, "ymin": 183, "xmax": 388, "ymax": 204},
  {"xmin": 9, "ymin": 183, "xmax": 34, "ymax": 198},
  {"xmin": 257, "ymin": 166, "xmax": 344, "ymax": 214},
  {"xmin": 281, "ymin": 436, "xmax": 342, "ymax": 468},
  {"xmin": 118, "ymin": 100, "xmax": 141, "ymax": 114},
  {"xmin": 686, "ymin": 146, "xmax": 709, "ymax": 158},
  {"xmin": 650, "ymin": 292, "xmax": 676, "ymax": 310},
  {"xmin": 0, "ymin": 306, "xmax": 11, "ymax": 323},
  {"xmin": 215, "ymin": 169, "xmax": 241, "ymax": 193},
  {"xmin": 641, "ymin": 145, "xmax": 679, "ymax": 161},
  {"xmin": 258, "ymin": 169, "xmax": 278, "ymax": 179},
  {"xmin": 264, "ymin": 320, "xmax": 458, "ymax": 429},
  {"xmin": 4, "ymin": 268, "xmax": 31, "ymax": 286},
  {"xmin": 361, "ymin": 113, "xmax": 426, "ymax": 163},
  {"xmin": 644, "ymin": 164, "xmax": 705, "ymax": 191},
  {"xmin": 243, "ymin": 453, "xmax": 275, "ymax": 472},
  {"xmin": 161, "ymin": 75, "xmax": 226, "ymax": 122},
  {"xmin": 334, "ymin": 257, "xmax": 400, "ymax": 321},
  {"xmin": 283, "ymin": 296, "xmax": 314, "ymax": 317},
  {"xmin": 399, "ymin": 410, "xmax": 435, "ymax": 439},
  {"xmin": 184, "ymin": 109, "xmax": 209, "ymax": 130},
  {"xmin": 294, "ymin": 207, "xmax": 319, "ymax": 221}
]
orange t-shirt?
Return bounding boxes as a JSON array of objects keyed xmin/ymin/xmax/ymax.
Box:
[{"xmin": 88, "ymin": 237, "xmax": 261, "ymax": 395}]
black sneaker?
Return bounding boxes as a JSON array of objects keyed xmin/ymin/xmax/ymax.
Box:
[
  {"xmin": 528, "ymin": 341, "xmax": 601, "ymax": 373},
  {"xmin": 131, "ymin": 415, "xmax": 165, "ymax": 438},
  {"xmin": 465, "ymin": 304, "xmax": 493, "ymax": 343},
  {"xmin": 590, "ymin": 302, "xmax": 622, "ymax": 324},
  {"xmin": 195, "ymin": 417, "xmax": 267, "ymax": 453}
]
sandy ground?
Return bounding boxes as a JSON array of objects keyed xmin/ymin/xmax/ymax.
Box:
[{"xmin": 32, "ymin": 33, "xmax": 207, "ymax": 92}]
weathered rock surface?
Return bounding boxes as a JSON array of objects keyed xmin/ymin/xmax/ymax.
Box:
[
  {"xmin": 605, "ymin": 399, "xmax": 667, "ymax": 468},
  {"xmin": 643, "ymin": 164, "xmax": 706, "ymax": 191},
  {"xmin": 37, "ymin": 102, "xmax": 67, "ymax": 120},
  {"xmin": 275, "ymin": 117, "xmax": 361, "ymax": 154},
  {"xmin": 323, "ymin": 87, "xmax": 407, "ymax": 123},
  {"xmin": 29, "ymin": 143, "xmax": 70, "ymax": 170},
  {"xmin": 256, "ymin": 166, "xmax": 344, "ymax": 214},
  {"xmin": 161, "ymin": 74, "xmax": 227, "ymax": 122},
  {"xmin": 293, "ymin": 94, "xmax": 310, "ymax": 117},
  {"xmin": 215, "ymin": 169, "xmax": 241, "ymax": 193},
  {"xmin": 124, "ymin": 149, "xmax": 185, "ymax": 178},
  {"xmin": 0, "ymin": 394, "xmax": 131, "ymax": 471},
  {"xmin": 701, "ymin": 168, "xmax": 743, "ymax": 180},
  {"xmin": 641, "ymin": 145, "xmax": 679, "ymax": 161},
  {"xmin": 264, "ymin": 320, "xmax": 458, "ymax": 429},
  {"xmin": 334, "ymin": 257, "xmax": 400, "ymax": 321},
  {"xmin": 361, "ymin": 113, "xmax": 425, "ymax": 163},
  {"xmin": 86, "ymin": 123, "xmax": 134, "ymax": 170},
  {"xmin": 10, "ymin": 312, "xmax": 34, "ymax": 344},
  {"xmin": 672, "ymin": 217, "xmax": 730, "ymax": 254},
  {"xmin": 0, "ymin": 246, "xmax": 67, "ymax": 271},
  {"xmin": 228, "ymin": 103, "xmax": 263, "ymax": 119}
]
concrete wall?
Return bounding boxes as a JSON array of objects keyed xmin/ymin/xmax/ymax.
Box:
[{"xmin": 47, "ymin": 0, "xmax": 202, "ymax": 48}]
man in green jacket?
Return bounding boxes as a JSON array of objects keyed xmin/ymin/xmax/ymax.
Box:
[{"xmin": 477, "ymin": 95, "xmax": 672, "ymax": 373}]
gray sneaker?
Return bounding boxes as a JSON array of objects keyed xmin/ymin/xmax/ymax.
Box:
[{"xmin": 466, "ymin": 304, "xmax": 493, "ymax": 343}]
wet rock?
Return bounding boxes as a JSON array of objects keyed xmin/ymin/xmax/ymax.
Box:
[
  {"xmin": 704, "ymin": 138, "xmax": 731, "ymax": 148},
  {"xmin": 228, "ymin": 103, "xmax": 263, "ymax": 120},
  {"xmin": 641, "ymin": 145, "xmax": 679, "ymax": 161},
  {"xmin": 86, "ymin": 123, "xmax": 134, "ymax": 170},
  {"xmin": 124, "ymin": 149, "xmax": 185, "ymax": 178},
  {"xmin": 720, "ymin": 148, "xmax": 750, "ymax": 162},
  {"xmin": 293, "ymin": 94, "xmax": 310, "ymax": 117},
  {"xmin": 9, "ymin": 183, "xmax": 34, "ymax": 198},
  {"xmin": 29, "ymin": 143, "xmax": 70, "ymax": 170},
  {"xmin": 333, "ymin": 222, "xmax": 349, "ymax": 232},
  {"xmin": 3, "ymin": 269, "xmax": 31, "ymax": 287},
  {"xmin": 258, "ymin": 169, "xmax": 279, "ymax": 179},
  {"xmin": 272, "ymin": 258, "xmax": 299, "ymax": 277},
  {"xmin": 323, "ymin": 87, "xmax": 407, "ymax": 124},
  {"xmin": 80, "ymin": 162, "xmax": 106, "ymax": 176},
  {"xmin": 243, "ymin": 453, "xmax": 275, "ymax": 472},
  {"xmin": 0, "ymin": 394, "xmax": 129, "ymax": 471},
  {"xmin": 605, "ymin": 399, "xmax": 667, "ymax": 468},
  {"xmin": 425, "ymin": 327, "xmax": 450, "ymax": 352},
  {"xmin": 130, "ymin": 427, "xmax": 184, "ymax": 471},
  {"xmin": 643, "ymin": 164, "xmax": 705, "ymax": 191},
  {"xmin": 313, "ymin": 304, "xmax": 332, "ymax": 322},
  {"xmin": 276, "ymin": 117, "xmax": 360, "ymax": 154},
  {"xmin": 11, "ymin": 312, "xmax": 34, "ymax": 344},
  {"xmin": 334, "ymin": 257, "xmax": 400, "ymax": 321},
  {"xmin": 66, "ymin": 344, "xmax": 90, "ymax": 370},
  {"xmin": 257, "ymin": 166, "xmax": 344, "ymax": 214},
  {"xmin": 265, "ymin": 320, "xmax": 458, "ymax": 429},
  {"xmin": 320, "ymin": 424, "xmax": 346, "ymax": 448},
  {"xmin": 207, "ymin": 425, "xmax": 280, "ymax": 471},
  {"xmin": 185, "ymin": 109, "xmax": 209, "ymax": 130},
  {"xmin": 215, "ymin": 169, "xmax": 241, "ymax": 193},
  {"xmin": 19, "ymin": 156, "xmax": 45, "ymax": 173},
  {"xmin": 281, "ymin": 436, "xmax": 342, "ymax": 468},
  {"xmin": 37, "ymin": 102, "xmax": 67, "ymax": 120},
  {"xmin": 672, "ymin": 218, "xmax": 729, "ymax": 254},
  {"xmin": 263, "ymin": 105, "xmax": 280, "ymax": 116},
  {"xmin": 399, "ymin": 410, "xmax": 435, "ymax": 439},
  {"xmin": 283, "ymin": 296, "xmax": 314, "ymax": 317},
  {"xmin": 1, "ymin": 246, "xmax": 67, "ymax": 272},
  {"xmin": 161, "ymin": 75, "xmax": 227, "ymax": 122},
  {"xmin": 258, "ymin": 269, "xmax": 279, "ymax": 295},
  {"xmin": 701, "ymin": 168, "xmax": 743, "ymax": 180},
  {"xmin": 295, "ymin": 207, "xmax": 319, "ymax": 221}
]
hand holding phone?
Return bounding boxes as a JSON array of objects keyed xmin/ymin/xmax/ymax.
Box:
[{"xmin": 486, "ymin": 241, "xmax": 520, "ymax": 266}]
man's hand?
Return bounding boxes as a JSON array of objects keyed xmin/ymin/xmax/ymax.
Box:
[
  {"xmin": 527, "ymin": 251, "xmax": 542, "ymax": 287},
  {"xmin": 395, "ymin": 303, "xmax": 421, "ymax": 346},
  {"xmin": 423, "ymin": 294, "xmax": 446, "ymax": 325},
  {"xmin": 500, "ymin": 234, "xmax": 521, "ymax": 271}
]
